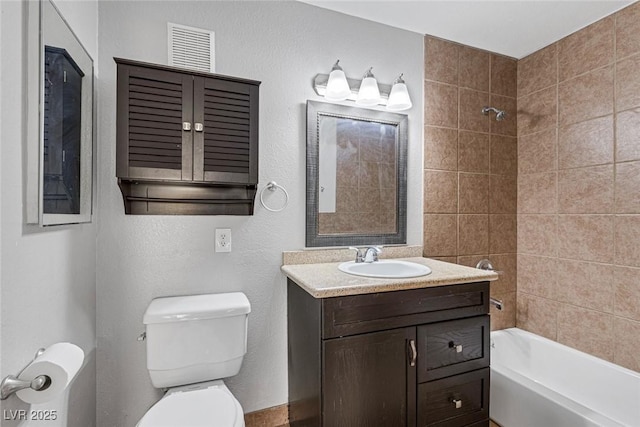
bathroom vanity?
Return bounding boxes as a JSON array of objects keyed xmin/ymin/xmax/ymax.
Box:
[{"xmin": 283, "ymin": 257, "xmax": 497, "ymax": 427}]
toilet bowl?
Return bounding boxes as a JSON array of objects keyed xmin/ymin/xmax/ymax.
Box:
[{"xmin": 137, "ymin": 380, "xmax": 244, "ymax": 427}]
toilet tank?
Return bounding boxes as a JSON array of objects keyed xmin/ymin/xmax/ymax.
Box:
[{"xmin": 143, "ymin": 292, "xmax": 250, "ymax": 388}]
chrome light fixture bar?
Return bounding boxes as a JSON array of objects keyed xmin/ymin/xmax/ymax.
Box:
[{"xmin": 313, "ymin": 60, "xmax": 412, "ymax": 111}]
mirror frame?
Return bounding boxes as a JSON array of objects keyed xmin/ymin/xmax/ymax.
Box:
[
  {"xmin": 26, "ymin": 0, "xmax": 94, "ymax": 226},
  {"xmin": 306, "ymin": 100, "xmax": 408, "ymax": 247}
]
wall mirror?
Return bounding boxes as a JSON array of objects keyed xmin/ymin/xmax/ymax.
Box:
[
  {"xmin": 306, "ymin": 101, "xmax": 407, "ymax": 247},
  {"xmin": 26, "ymin": 0, "xmax": 93, "ymax": 225}
]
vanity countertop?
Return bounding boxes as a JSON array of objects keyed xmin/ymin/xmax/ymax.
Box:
[{"xmin": 281, "ymin": 257, "xmax": 498, "ymax": 298}]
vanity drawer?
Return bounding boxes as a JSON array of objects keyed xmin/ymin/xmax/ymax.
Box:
[
  {"xmin": 417, "ymin": 368, "xmax": 489, "ymax": 427},
  {"xmin": 418, "ymin": 316, "xmax": 490, "ymax": 382},
  {"xmin": 322, "ymin": 282, "xmax": 489, "ymax": 339}
]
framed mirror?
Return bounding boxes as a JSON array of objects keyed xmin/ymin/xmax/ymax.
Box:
[
  {"xmin": 26, "ymin": 0, "xmax": 93, "ymax": 225},
  {"xmin": 306, "ymin": 101, "xmax": 407, "ymax": 247}
]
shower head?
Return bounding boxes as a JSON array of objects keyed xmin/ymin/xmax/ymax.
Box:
[{"xmin": 482, "ymin": 106, "xmax": 507, "ymax": 121}]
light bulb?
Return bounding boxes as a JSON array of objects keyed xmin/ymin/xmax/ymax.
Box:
[
  {"xmin": 324, "ymin": 60, "xmax": 351, "ymax": 101},
  {"xmin": 356, "ymin": 67, "xmax": 381, "ymax": 106},
  {"xmin": 386, "ymin": 74, "xmax": 412, "ymax": 111}
]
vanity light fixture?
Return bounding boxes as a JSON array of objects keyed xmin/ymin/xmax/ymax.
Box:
[
  {"xmin": 386, "ymin": 73, "xmax": 412, "ymax": 111},
  {"xmin": 356, "ymin": 67, "xmax": 381, "ymax": 106},
  {"xmin": 324, "ymin": 60, "xmax": 351, "ymax": 102},
  {"xmin": 312, "ymin": 64, "xmax": 412, "ymax": 111}
]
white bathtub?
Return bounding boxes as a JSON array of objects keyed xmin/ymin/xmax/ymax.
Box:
[{"xmin": 490, "ymin": 328, "xmax": 640, "ymax": 427}]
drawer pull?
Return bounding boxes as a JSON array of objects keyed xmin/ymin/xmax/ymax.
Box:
[
  {"xmin": 452, "ymin": 398, "xmax": 463, "ymax": 409},
  {"xmin": 449, "ymin": 341, "xmax": 463, "ymax": 353},
  {"xmin": 182, "ymin": 122, "xmax": 192, "ymax": 131},
  {"xmin": 409, "ymin": 339, "xmax": 417, "ymax": 367},
  {"xmin": 194, "ymin": 122, "xmax": 204, "ymax": 132}
]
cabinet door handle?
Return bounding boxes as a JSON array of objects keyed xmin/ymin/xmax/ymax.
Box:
[
  {"xmin": 452, "ymin": 398, "xmax": 463, "ymax": 409},
  {"xmin": 449, "ymin": 341, "xmax": 463, "ymax": 353},
  {"xmin": 183, "ymin": 122, "xmax": 192, "ymax": 131},
  {"xmin": 194, "ymin": 122, "xmax": 204, "ymax": 132},
  {"xmin": 408, "ymin": 339, "xmax": 417, "ymax": 367}
]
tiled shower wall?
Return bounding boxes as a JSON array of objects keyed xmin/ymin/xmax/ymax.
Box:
[
  {"xmin": 516, "ymin": 1, "xmax": 640, "ymax": 372},
  {"xmin": 422, "ymin": 36, "xmax": 518, "ymax": 330}
]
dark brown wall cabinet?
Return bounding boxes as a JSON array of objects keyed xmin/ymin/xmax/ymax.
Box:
[
  {"xmin": 115, "ymin": 58, "xmax": 260, "ymax": 215},
  {"xmin": 288, "ymin": 281, "xmax": 491, "ymax": 427}
]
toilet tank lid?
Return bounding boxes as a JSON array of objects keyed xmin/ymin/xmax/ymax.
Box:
[{"xmin": 144, "ymin": 292, "xmax": 251, "ymax": 325}]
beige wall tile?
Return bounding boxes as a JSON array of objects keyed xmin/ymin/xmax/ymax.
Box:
[
  {"xmin": 490, "ymin": 95, "xmax": 517, "ymax": 137},
  {"xmin": 616, "ymin": 108, "xmax": 640, "ymax": 162},
  {"xmin": 458, "ymin": 131, "xmax": 490, "ymax": 173},
  {"xmin": 517, "ymin": 86, "xmax": 557, "ymax": 136},
  {"xmin": 517, "ymin": 293, "xmax": 558, "ymax": 340},
  {"xmin": 424, "ymin": 170, "xmax": 458, "ymax": 213},
  {"xmin": 459, "ymin": 46, "xmax": 490, "ymax": 91},
  {"xmin": 459, "ymin": 89, "xmax": 490, "ymax": 132},
  {"xmin": 558, "ymin": 65, "xmax": 614, "ymax": 126},
  {"xmin": 557, "ymin": 304, "xmax": 614, "ymax": 361},
  {"xmin": 557, "ymin": 165, "xmax": 614, "ymax": 214},
  {"xmin": 425, "ymin": 126, "xmax": 458, "ymax": 170},
  {"xmin": 425, "ymin": 36, "xmax": 459, "ymax": 85},
  {"xmin": 615, "ymin": 215, "xmax": 640, "ymax": 267},
  {"xmin": 518, "ymin": 128, "xmax": 557, "ymax": 174},
  {"xmin": 491, "ymin": 54, "xmax": 517, "ymax": 98},
  {"xmin": 428, "ymin": 256, "xmax": 458, "ymax": 263},
  {"xmin": 424, "ymin": 214, "xmax": 458, "ymax": 256},
  {"xmin": 517, "ymin": 254, "xmax": 557, "ymax": 299},
  {"xmin": 518, "ymin": 214, "xmax": 557, "ymax": 256},
  {"xmin": 614, "ymin": 266, "xmax": 640, "ymax": 321},
  {"xmin": 558, "ymin": 115, "xmax": 614, "ymax": 169},
  {"xmin": 518, "ymin": 172, "xmax": 557, "ymax": 214},
  {"xmin": 616, "ymin": 1, "xmax": 640, "ymax": 59},
  {"xmin": 556, "ymin": 259, "xmax": 614, "ymax": 312},
  {"xmin": 518, "ymin": 44, "xmax": 557, "ymax": 97},
  {"xmin": 459, "ymin": 173, "xmax": 490, "ymax": 214},
  {"xmin": 489, "ymin": 214, "xmax": 517, "ymax": 254},
  {"xmin": 458, "ymin": 214, "xmax": 489, "ymax": 255},
  {"xmin": 558, "ymin": 16, "xmax": 614, "ymax": 82},
  {"xmin": 457, "ymin": 254, "xmax": 487, "ymax": 268},
  {"xmin": 490, "ymin": 291, "xmax": 516, "ymax": 330},
  {"xmin": 425, "ymin": 81, "xmax": 458, "ymax": 128},
  {"xmin": 490, "ymin": 175, "xmax": 517, "ymax": 213},
  {"xmin": 490, "ymin": 135, "xmax": 517, "ymax": 176},
  {"xmin": 489, "ymin": 254, "xmax": 517, "ymax": 295},
  {"xmin": 558, "ymin": 215, "xmax": 614, "ymax": 263},
  {"xmin": 614, "ymin": 317, "xmax": 640, "ymax": 371},
  {"xmin": 616, "ymin": 54, "xmax": 640, "ymax": 112},
  {"xmin": 335, "ymin": 187, "xmax": 359, "ymax": 213},
  {"xmin": 615, "ymin": 161, "xmax": 640, "ymax": 214}
]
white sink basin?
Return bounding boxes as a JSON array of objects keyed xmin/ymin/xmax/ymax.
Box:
[{"xmin": 338, "ymin": 260, "xmax": 432, "ymax": 279}]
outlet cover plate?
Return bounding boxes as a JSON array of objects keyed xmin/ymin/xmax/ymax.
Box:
[{"xmin": 215, "ymin": 228, "xmax": 231, "ymax": 253}]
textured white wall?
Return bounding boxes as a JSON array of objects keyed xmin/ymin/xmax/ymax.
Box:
[
  {"xmin": 96, "ymin": 2, "xmax": 423, "ymax": 425},
  {"xmin": 0, "ymin": 1, "xmax": 98, "ymax": 426}
]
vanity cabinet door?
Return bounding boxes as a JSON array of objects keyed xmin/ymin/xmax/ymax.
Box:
[
  {"xmin": 117, "ymin": 62, "xmax": 194, "ymax": 181},
  {"xmin": 322, "ymin": 327, "xmax": 417, "ymax": 427}
]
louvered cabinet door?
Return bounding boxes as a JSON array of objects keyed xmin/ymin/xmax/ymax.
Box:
[
  {"xmin": 193, "ymin": 77, "xmax": 259, "ymax": 184},
  {"xmin": 117, "ymin": 64, "xmax": 194, "ymax": 180}
]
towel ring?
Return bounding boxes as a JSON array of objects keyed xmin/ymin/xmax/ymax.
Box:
[{"xmin": 259, "ymin": 181, "xmax": 289, "ymax": 212}]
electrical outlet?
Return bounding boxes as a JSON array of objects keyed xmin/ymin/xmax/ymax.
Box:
[{"xmin": 215, "ymin": 228, "xmax": 232, "ymax": 253}]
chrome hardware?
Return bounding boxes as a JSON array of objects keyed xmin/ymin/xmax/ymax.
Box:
[
  {"xmin": 194, "ymin": 122, "xmax": 204, "ymax": 132},
  {"xmin": 1, "ymin": 348, "xmax": 50, "ymax": 400},
  {"xmin": 452, "ymin": 398, "xmax": 463, "ymax": 409},
  {"xmin": 409, "ymin": 339, "xmax": 417, "ymax": 367},
  {"xmin": 475, "ymin": 258, "xmax": 503, "ymax": 275},
  {"xmin": 137, "ymin": 332, "xmax": 146, "ymax": 342},
  {"xmin": 363, "ymin": 246, "xmax": 382, "ymax": 263},
  {"xmin": 449, "ymin": 342, "xmax": 463, "ymax": 353},
  {"xmin": 490, "ymin": 297, "xmax": 504, "ymax": 311},
  {"xmin": 182, "ymin": 122, "xmax": 192, "ymax": 131},
  {"xmin": 348, "ymin": 247, "xmax": 365, "ymax": 263}
]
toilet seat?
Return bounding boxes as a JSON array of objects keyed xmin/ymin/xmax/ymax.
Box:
[{"xmin": 137, "ymin": 380, "xmax": 244, "ymax": 427}]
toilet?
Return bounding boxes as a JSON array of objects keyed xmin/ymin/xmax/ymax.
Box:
[{"xmin": 136, "ymin": 292, "xmax": 251, "ymax": 427}]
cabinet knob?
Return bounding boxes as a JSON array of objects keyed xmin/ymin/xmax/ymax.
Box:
[
  {"xmin": 183, "ymin": 122, "xmax": 192, "ymax": 131},
  {"xmin": 194, "ymin": 122, "xmax": 204, "ymax": 132},
  {"xmin": 449, "ymin": 342, "xmax": 463, "ymax": 353},
  {"xmin": 452, "ymin": 398, "xmax": 463, "ymax": 409}
]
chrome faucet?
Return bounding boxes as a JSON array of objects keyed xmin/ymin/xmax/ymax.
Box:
[{"xmin": 349, "ymin": 246, "xmax": 382, "ymax": 263}]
